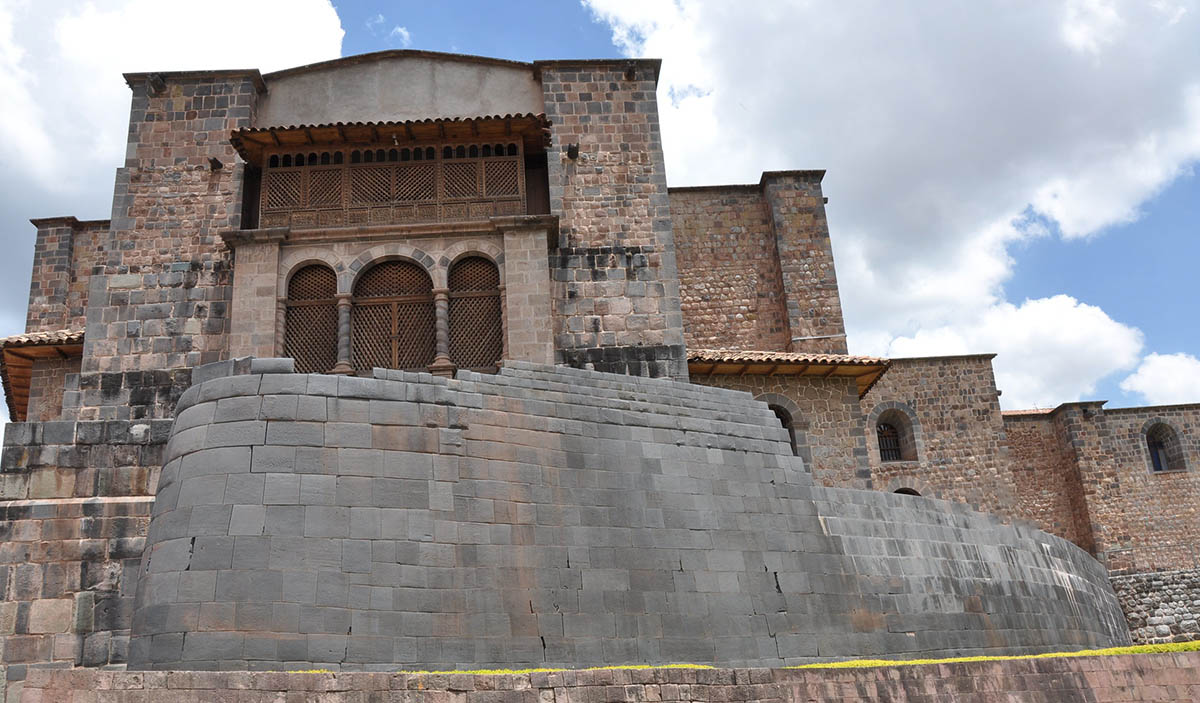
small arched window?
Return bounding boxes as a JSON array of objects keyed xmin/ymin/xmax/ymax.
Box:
[
  {"xmin": 893, "ymin": 487, "xmax": 921, "ymax": 496},
  {"xmin": 448, "ymin": 256, "xmax": 503, "ymax": 372},
  {"xmin": 768, "ymin": 404, "xmax": 798, "ymax": 456},
  {"xmin": 284, "ymin": 265, "xmax": 338, "ymax": 374},
  {"xmin": 875, "ymin": 408, "xmax": 918, "ymax": 462},
  {"xmin": 1146, "ymin": 423, "xmax": 1185, "ymax": 473}
]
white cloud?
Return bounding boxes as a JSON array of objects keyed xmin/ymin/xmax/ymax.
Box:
[
  {"xmin": 390, "ymin": 25, "xmax": 412, "ymax": 47},
  {"xmin": 888, "ymin": 296, "xmax": 1143, "ymax": 409},
  {"xmin": 1062, "ymin": 0, "xmax": 1125, "ymax": 55},
  {"xmin": 1120, "ymin": 353, "xmax": 1200, "ymax": 405},
  {"xmin": 0, "ymin": 0, "xmax": 344, "ymax": 423},
  {"xmin": 365, "ymin": 13, "xmax": 385, "ymax": 33},
  {"xmin": 584, "ymin": 0, "xmax": 1200, "ymax": 408}
]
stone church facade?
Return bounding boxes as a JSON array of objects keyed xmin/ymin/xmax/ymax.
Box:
[{"xmin": 0, "ymin": 50, "xmax": 1191, "ymax": 684}]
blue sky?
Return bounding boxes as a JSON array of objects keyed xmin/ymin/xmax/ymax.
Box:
[{"xmin": 1, "ymin": 0, "xmax": 1198, "ymax": 412}]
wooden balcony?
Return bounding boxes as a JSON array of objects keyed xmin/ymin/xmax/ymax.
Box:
[
  {"xmin": 231, "ymin": 114, "xmax": 551, "ymax": 231},
  {"xmin": 260, "ymin": 144, "xmax": 526, "ymax": 230}
]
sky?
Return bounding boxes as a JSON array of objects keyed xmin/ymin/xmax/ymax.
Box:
[{"xmin": 0, "ymin": 0, "xmax": 1198, "ymax": 416}]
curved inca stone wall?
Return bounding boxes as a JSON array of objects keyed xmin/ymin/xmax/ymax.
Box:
[{"xmin": 128, "ymin": 360, "xmax": 1130, "ymax": 670}]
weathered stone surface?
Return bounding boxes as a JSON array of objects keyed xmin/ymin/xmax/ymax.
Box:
[
  {"xmin": 128, "ymin": 362, "xmax": 1128, "ymax": 671},
  {"xmin": 22, "ymin": 652, "xmax": 1200, "ymax": 702}
]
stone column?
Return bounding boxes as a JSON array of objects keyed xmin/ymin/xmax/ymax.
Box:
[
  {"xmin": 274, "ymin": 298, "xmax": 287, "ymax": 358},
  {"xmin": 330, "ymin": 294, "xmax": 354, "ymax": 375},
  {"xmin": 428, "ymin": 288, "xmax": 455, "ymax": 377}
]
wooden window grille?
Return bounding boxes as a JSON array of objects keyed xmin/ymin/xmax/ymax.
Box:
[
  {"xmin": 259, "ymin": 142, "xmax": 526, "ymax": 230},
  {"xmin": 877, "ymin": 423, "xmax": 902, "ymax": 462},
  {"xmin": 448, "ymin": 257, "xmax": 503, "ymax": 372},
  {"xmin": 285, "ymin": 265, "xmax": 338, "ymax": 374},
  {"xmin": 351, "ymin": 261, "xmax": 436, "ymax": 372}
]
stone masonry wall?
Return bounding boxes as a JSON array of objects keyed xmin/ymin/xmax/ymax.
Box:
[
  {"xmin": 1003, "ymin": 412, "xmax": 1094, "ymax": 553},
  {"xmin": 690, "ymin": 375, "xmax": 872, "ymax": 490},
  {"xmin": 1049, "ymin": 403, "xmax": 1200, "ymax": 573},
  {"xmin": 761, "ymin": 172, "xmax": 846, "ymax": 355},
  {"xmin": 77, "ymin": 71, "xmax": 262, "ymax": 419},
  {"xmin": 539, "ymin": 61, "xmax": 687, "ymax": 379},
  {"xmin": 127, "ymin": 358, "xmax": 1125, "ymax": 671},
  {"xmin": 25, "ymin": 218, "xmax": 107, "ymax": 335},
  {"xmin": 25, "ymin": 359, "xmax": 80, "ymax": 424},
  {"xmin": 22, "ymin": 653, "xmax": 1200, "ymax": 703},
  {"xmin": 670, "ymin": 187, "xmax": 789, "ymax": 352},
  {"xmin": 0, "ymin": 419, "xmax": 170, "ymax": 677},
  {"xmin": 1111, "ymin": 568, "xmax": 1200, "ymax": 644},
  {"xmin": 860, "ymin": 356, "xmax": 1017, "ymax": 513}
]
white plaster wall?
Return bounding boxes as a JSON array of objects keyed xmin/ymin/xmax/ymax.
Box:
[{"xmin": 258, "ymin": 56, "xmax": 543, "ymax": 126}]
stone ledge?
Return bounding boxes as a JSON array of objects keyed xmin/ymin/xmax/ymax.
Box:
[{"xmin": 19, "ymin": 652, "xmax": 1200, "ymax": 701}]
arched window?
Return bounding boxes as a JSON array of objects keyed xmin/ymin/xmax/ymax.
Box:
[
  {"xmin": 284, "ymin": 265, "xmax": 338, "ymax": 374},
  {"xmin": 768, "ymin": 404, "xmax": 798, "ymax": 456},
  {"xmin": 352, "ymin": 261, "xmax": 436, "ymax": 372},
  {"xmin": 448, "ymin": 256, "xmax": 503, "ymax": 372},
  {"xmin": 1145, "ymin": 422, "xmax": 1185, "ymax": 472},
  {"xmin": 893, "ymin": 487, "xmax": 921, "ymax": 496},
  {"xmin": 875, "ymin": 408, "xmax": 918, "ymax": 462}
]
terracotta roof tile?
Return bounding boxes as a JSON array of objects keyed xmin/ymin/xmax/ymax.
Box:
[
  {"xmin": 688, "ymin": 348, "xmax": 888, "ymax": 366},
  {"xmin": 687, "ymin": 349, "xmax": 890, "ymax": 398},
  {"xmin": 0, "ymin": 329, "xmax": 85, "ymax": 348}
]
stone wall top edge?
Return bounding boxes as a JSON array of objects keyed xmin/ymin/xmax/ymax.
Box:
[
  {"xmin": 1103, "ymin": 402, "xmax": 1200, "ymax": 415},
  {"xmin": 809, "ymin": 483, "xmax": 1094, "ymax": 555},
  {"xmin": 668, "ymin": 183, "xmax": 764, "ymax": 194},
  {"xmin": 178, "ymin": 358, "xmax": 767, "ymax": 418},
  {"xmin": 28, "ymin": 216, "xmax": 111, "ymax": 229},
  {"xmin": 123, "ymin": 69, "xmax": 266, "ymax": 92},
  {"xmin": 886, "ymin": 353, "xmax": 998, "ymax": 364},
  {"xmin": 264, "ymin": 50, "xmax": 536, "ymax": 82}
]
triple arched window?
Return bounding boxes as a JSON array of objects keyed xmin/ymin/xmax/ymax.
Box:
[{"xmin": 282, "ymin": 256, "xmax": 503, "ymax": 375}]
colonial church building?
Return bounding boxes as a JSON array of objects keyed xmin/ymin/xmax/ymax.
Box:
[{"xmin": 0, "ymin": 51, "xmax": 1194, "ymax": 680}]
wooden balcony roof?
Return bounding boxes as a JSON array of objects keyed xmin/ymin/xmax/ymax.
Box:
[
  {"xmin": 231, "ymin": 113, "xmax": 552, "ymax": 164},
  {"xmin": 0, "ymin": 329, "xmax": 84, "ymax": 422},
  {"xmin": 687, "ymin": 349, "xmax": 891, "ymax": 398}
]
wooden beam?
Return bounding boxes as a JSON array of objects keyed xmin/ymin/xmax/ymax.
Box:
[
  {"xmin": 470, "ymin": 119, "xmax": 479, "ymax": 137},
  {"xmin": 405, "ymin": 124, "xmax": 415, "ymax": 141},
  {"xmin": 821, "ymin": 365, "xmax": 838, "ymax": 378},
  {"xmin": 269, "ymin": 131, "xmax": 281, "ymax": 146},
  {"xmin": 336, "ymin": 125, "xmax": 347, "ymax": 141},
  {"xmin": 3, "ymin": 349, "xmax": 36, "ymax": 362},
  {"xmin": 303, "ymin": 127, "xmax": 315, "ymax": 145}
]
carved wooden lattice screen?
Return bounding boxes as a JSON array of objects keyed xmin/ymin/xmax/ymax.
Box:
[
  {"xmin": 448, "ymin": 257, "xmax": 503, "ymax": 372},
  {"xmin": 285, "ymin": 265, "xmax": 338, "ymax": 374},
  {"xmin": 352, "ymin": 261, "xmax": 436, "ymax": 372},
  {"xmin": 260, "ymin": 143, "xmax": 525, "ymax": 230}
]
